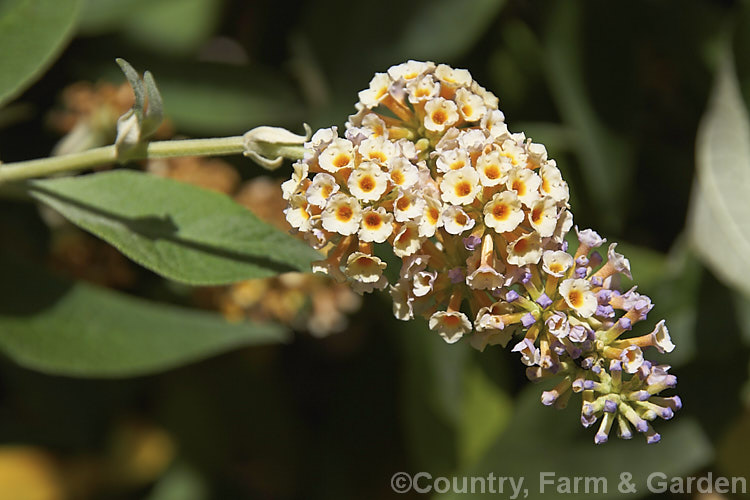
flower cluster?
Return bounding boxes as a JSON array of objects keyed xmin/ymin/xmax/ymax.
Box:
[{"xmin": 283, "ymin": 61, "xmax": 680, "ymax": 443}]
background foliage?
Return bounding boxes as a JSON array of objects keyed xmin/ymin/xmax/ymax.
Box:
[{"xmin": 0, "ymin": 0, "xmax": 749, "ymax": 498}]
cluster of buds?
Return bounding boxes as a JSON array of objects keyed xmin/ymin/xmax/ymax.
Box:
[{"xmin": 282, "ymin": 61, "xmax": 680, "ymax": 443}]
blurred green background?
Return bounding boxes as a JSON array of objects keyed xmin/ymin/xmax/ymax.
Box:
[{"xmin": 1, "ymin": 0, "xmax": 750, "ymax": 498}]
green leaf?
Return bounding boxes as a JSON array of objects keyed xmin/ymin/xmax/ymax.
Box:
[
  {"xmin": 27, "ymin": 170, "xmax": 321, "ymax": 285},
  {"xmin": 0, "ymin": 0, "xmax": 81, "ymax": 107},
  {"xmin": 0, "ymin": 253, "xmax": 289, "ymax": 378},
  {"xmin": 155, "ymin": 62, "xmax": 304, "ymax": 136},
  {"xmin": 438, "ymin": 386, "xmax": 713, "ymax": 500},
  {"xmin": 543, "ymin": 1, "xmax": 632, "ymax": 233},
  {"xmin": 458, "ymin": 362, "xmax": 512, "ymax": 468},
  {"xmin": 393, "ymin": 0, "xmax": 506, "ymax": 62},
  {"xmin": 689, "ymin": 48, "xmax": 750, "ymax": 297},
  {"xmin": 121, "ymin": 0, "xmax": 221, "ymax": 56}
]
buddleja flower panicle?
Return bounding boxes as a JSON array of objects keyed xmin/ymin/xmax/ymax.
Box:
[{"xmin": 283, "ymin": 60, "xmax": 680, "ymax": 444}]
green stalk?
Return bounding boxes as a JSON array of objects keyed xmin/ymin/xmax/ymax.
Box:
[{"xmin": 0, "ymin": 136, "xmax": 306, "ymax": 185}]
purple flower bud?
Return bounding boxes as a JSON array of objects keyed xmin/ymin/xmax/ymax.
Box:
[
  {"xmin": 569, "ymin": 325, "xmax": 588, "ymax": 342},
  {"xmin": 594, "ymin": 432, "xmax": 609, "ymax": 444},
  {"xmin": 581, "ymin": 414, "xmax": 597, "ymax": 428},
  {"xmin": 561, "ymin": 240, "xmax": 569, "ymax": 252},
  {"xmin": 646, "ymin": 431, "xmax": 661, "ymax": 444},
  {"xmin": 596, "ymin": 289, "xmax": 612, "ymax": 304},
  {"xmin": 448, "ymin": 267, "xmax": 465, "ymax": 284},
  {"xmin": 591, "ymin": 364, "xmax": 602, "ymax": 375},
  {"xmin": 581, "ymin": 357, "xmax": 594, "ymax": 370},
  {"xmin": 590, "ymin": 276, "xmax": 603, "ymax": 287},
  {"xmin": 590, "ymin": 251, "xmax": 603, "ymax": 268},
  {"xmin": 541, "ymin": 391, "xmax": 557, "ymax": 406},
  {"xmin": 660, "ymin": 407, "xmax": 674, "ymax": 420},
  {"xmin": 603, "ymin": 400, "xmax": 617, "ymax": 413},
  {"xmin": 631, "ymin": 390, "xmax": 650, "ymax": 401},
  {"xmin": 619, "ymin": 427, "xmax": 633, "ymax": 440},
  {"xmin": 618, "ymin": 317, "xmax": 632, "ymax": 331},
  {"xmin": 635, "ymin": 418, "xmax": 649, "ymax": 433},
  {"xmin": 536, "ymin": 293, "xmax": 553, "ymax": 308},
  {"xmin": 669, "ymin": 396, "xmax": 683, "ymax": 410},
  {"xmin": 463, "ymin": 235, "xmax": 481, "ymax": 251},
  {"xmin": 575, "ymin": 267, "xmax": 587, "ymax": 278},
  {"xmin": 572, "ymin": 378, "xmax": 586, "ymax": 392},
  {"xmin": 609, "ymin": 359, "xmax": 622, "ymax": 372},
  {"xmin": 576, "ymin": 255, "xmax": 589, "ymax": 266},
  {"xmin": 521, "ymin": 312, "xmax": 536, "ymax": 327},
  {"xmin": 596, "ymin": 305, "xmax": 615, "ymax": 318},
  {"xmin": 582, "ymin": 403, "xmax": 595, "ymax": 417},
  {"xmin": 521, "ymin": 271, "xmax": 532, "ymax": 284},
  {"xmin": 583, "ymin": 380, "xmax": 595, "ymax": 390},
  {"xmin": 505, "ymin": 289, "xmax": 519, "ymax": 302}
]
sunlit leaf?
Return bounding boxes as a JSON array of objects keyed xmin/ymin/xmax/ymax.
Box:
[
  {"xmin": 689, "ymin": 48, "xmax": 750, "ymax": 297},
  {"xmin": 0, "ymin": 0, "xmax": 81, "ymax": 107},
  {"xmin": 26, "ymin": 170, "xmax": 320, "ymax": 285},
  {"xmin": 0, "ymin": 253, "xmax": 289, "ymax": 377}
]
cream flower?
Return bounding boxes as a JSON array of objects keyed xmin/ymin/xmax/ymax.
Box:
[
  {"xmin": 348, "ymin": 161, "xmax": 389, "ymax": 202},
  {"xmin": 621, "ymin": 345, "xmax": 645, "ymax": 374},
  {"xmin": 306, "ymin": 172, "xmax": 339, "ymax": 207},
  {"xmin": 281, "ymin": 161, "xmax": 309, "ymax": 201},
  {"xmin": 321, "ymin": 193, "xmax": 362, "ymax": 235},
  {"xmin": 528, "ymin": 196, "xmax": 558, "ymax": 237},
  {"xmin": 406, "ymin": 75, "xmax": 440, "ymax": 103},
  {"xmin": 558, "ymin": 278, "xmax": 597, "ymax": 318},
  {"xmin": 318, "ymin": 138, "xmax": 355, "ymax": 173},
  {"xmin": 455, "ymin": 87, "xmax": 486, "ymax": 122},
  {"xmin": 388, "ymin": 157, "xmax": 418, "ymax": 189},
  {"xmin": 284, "ymin": 193, "xmax": 311, "ymax": 231},
  {"xmin": 429, "ymin": 310, "xmax": 472, "ymax": 344},
  {"xmin": 418, "ymin": 196, "xmax": 443, "ymax": 237},
  {"xmin": 387, "ymin": 60, "xmax": 434, "ymax": 82},
  {"xmin": 442, "ymin": 204, "xmax": 475, "ymax": 235},
  {"xmin": 424, "ymin": 97, "xmax": 459, "ymax": 132},
  {"xmin": 481, "ymin": 109, "xmax": 509, "ymax": 140},
  {"xmin": 483, "ymin": 191, "xmax": 524, "ymax": 233},
  {"xmin": 650, "ymin": 320, "xmax": 675, "ymax": 354},
  {"xmin": 511, "ymin": 338, "xmax": 540, "ymax": 366},
  {"xmin": 541, "ymin": 250, "xmax": 574, "ymax": 278},
  {"xmin": 393, "ymin": 221, "xmax": 424, "ymax": 257},
  {"xmin": 506, "ymin": 232, "xmax": 543, "ymax": 266},
  {"xmin": 412, "ymin": 270, "xmax": 438, "ymax": 297},
  {"xmin": 358, "ymin": 135, "xmax": 398, "ymax": 165},
  {"xmin": 394, "ymin": 189, "xmax": 425, "ymax": 222},
  {"xmin": 345, "ymin": 252, "xmax": 387, "ymax": 284},
  {"xmin": 440, "ymin": 167, "xmax": 480, "ymax": 205},
  {"xmin": 358, "ymin": 72, "xmax": 393, "ymax": 108},
  {"xmin": 539, "ymin": 162, "xmax": 569, "ymax": 203},
  {"xmin": 436, "ymin": 148, "xmax": 470, "ymax": 173},
  {"xmin": 499, "ymin": 137, "xmax": 527, "ymax": 166},
  {"xmin": 359, "ymin": 207, "xmax": 394, "ymax": 243},
  {"xmin": 390, "ymin": 280, "xmax": 414, "ymax": 320},
  {"xmin": 434, "ymin": 64, "xmax": 472, "ymax": 88},
  {"xmin": 476, "ymin": 150, "xmax": 510, "ymax": 187},
  {"xmin": 507, "ymin": 167, "xmax": 541, "ymax": 206}
]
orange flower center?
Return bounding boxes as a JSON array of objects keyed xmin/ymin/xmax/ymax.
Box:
[
  {"xmin": 336, "ymin": 205, "xmax": 353, "ymax": 222},
  {"xmin": 333, "ymin": 154, "xmax": 351, "ymax": 168},
  {"xmin": 359, "ymin": 175, "xmax": 376, "ymax": 192},
  {"xmin": 484, "ymin": 164, "xmax": 500, "ymax": 180},
  {"xmin": 364, "ymin": 213, "xmax": 382, "ymax": 229},
  {"xmin": 568, "ymin": 290, "xmax": 583, "ymax": 308},
  {"xmin": 492, "ymin": 203, "xmax": 509, "ymax": 220},
  {"xmin": 432, "ymin": 110, "xmax": 447, "ymax": 125},
  {"xmin": 454, "ymin": 181, "xmax": 472, "ymax": 197}
]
